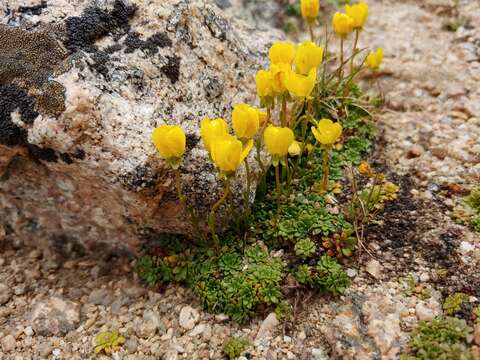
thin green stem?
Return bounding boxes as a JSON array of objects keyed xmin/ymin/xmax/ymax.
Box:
[
  {"xmin": 244, "ymin": 158, "xmax": 251, "ymax": 220},
  {"xmin": 309, "ymin": 22, "xmax": 315, "ymax": 42},
  {"xmin": 321, "ymin": 23, "xmax": 329, "ymax": 90},
  {"xmin": 274, "ymin": 165, "xmax": 282, "ymax": 231},
  {"xmin": 208, "ymin": 178, "xmax": 230, "ymax": 251},
  {"xmin": 339, "ymin": 37, "xmax": 344, "ymax": 81},
  {"xmin": 350, "ymin": 30, "xmax": 359, "ymax": 75},
  {"xmin": 285, "ymin": 156, "xmax": 291, "ymax": 194},
  {"xmin": 281, "ymin": 95, "xmax": 287, "ymax": 127},
  {"xmin": 321, "ymin": 147, "xmax": 331, "ymax": 193}
]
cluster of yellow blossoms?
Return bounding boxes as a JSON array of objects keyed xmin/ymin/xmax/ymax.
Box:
[
  {"xmin": 152, "ymin": 0, "xmax": 384, "ymax": 241},
  {"xmin": 256, "ymin": 41, "xmax": 322, "ymax": 99}
]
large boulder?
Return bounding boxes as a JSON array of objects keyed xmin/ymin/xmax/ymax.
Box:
[{"xmin": 0, "ymin": 0, "xmax": 281, "ymax": 254}]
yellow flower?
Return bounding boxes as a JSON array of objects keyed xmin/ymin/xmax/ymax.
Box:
[
  {"xmin": 294, "ymin": 41, "xmax": 324, "ymax": 75},
  {"xmin": 358, "ymin": 161, "xmax": 374, "ymax": 177},
  {"xmin": 264, "ymin": 125, "xmax": 294, "ymax": 158},
  {"xmin": 301, "ymin": 0, "xmax": 319, "ymax": 21},
  {"xmin": 288, "ymin": 141, "xmax": 302, "ymax": 157},
  {"xmin": 269, "ymin": 42, "xmax": 296, "ymax": 65},
  {"xmin": 306, "ymin": 143, "xmax": 314, "ymax": 153},
  {"xmin": 285, "ymin": 68, "xmax": 317, "ymax": 98},
  {"xmin": 311, "ymin": 118, "xmax": 343, "ymax": 146},
  {"xmin": 345, "ymin": 2, "xmax": 368, "ymax": 30},
  {"xmin": 257, "ymin": 110, "xmax": 268, "ymax": 126},
  {"xmin": 200, "ymin": 117, "xmax": 229, "ymax": 154},
  {"xmin": 256, "ymin": 69, "xmax": 274, "ymax": 98},
  {"xmin": 270, "ymin": 63, "xmax": 291, "ymax": 94},
  {"xmin": 365, "ymin": 48, "xmax": 384, "ymax": 71},
  {"xmin": 232, "ymin": 103, "xmax": 260, "ymax": 140},
  {"xmin": 152, "ymin": 124, "xmax": 186, "ymax": 160},
  {"xmin": 211, "ymin": 134, "xmax": 253, "ymax": 173},
  {"xmin": 332, "ymin": 12, "xmax": 354, "ymax": 37}
]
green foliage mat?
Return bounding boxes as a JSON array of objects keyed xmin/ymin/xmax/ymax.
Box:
[{"xmin": 401, "ymin": 317, "xmax": 474, "ymax": 360}]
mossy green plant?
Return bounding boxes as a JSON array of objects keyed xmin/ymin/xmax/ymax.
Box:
[
  {"xmin": 223, "ymin": 337, "xmax": 250, "ymax": 360},
  {"xmin": 314, "ymin": 255, "xmax": 350, "ymax": 295},
  {"xmin": 465, "ymin": 187, "xmax": 480, "ymax": 233},
  {"xmin": 193, "ymin": 245, "xmax": 285, "ymax": 323},
  {"xmin": 294, "ymin": 238, "xmax": 317, "ymax": 258},
  {"xmin": 473, "ymin": 305, "xmax": 480, "ymax": 324},
  {"xmin": 94, "ymin": 330, "xmax": 125, "ymax": 355},
  {"xmin": 293, "ymin": 264, "xmax": 313, "ymax": 285},
  {"xmin": 443, "ymin": 292, "xmax": 469, "ymax": 316},
  {"xmin": 275, "ymin": 300, "xmax": 293, "ymax": 321},
  {"xmin": 400, "ymin": 276, "xmax": 431, "ymax": 300},
  {"xmin": 401, "ymin": 317, "xmax": 472, "ymax": 360}
]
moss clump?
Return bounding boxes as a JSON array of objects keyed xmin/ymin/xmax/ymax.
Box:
[
  {"xmin": 193, "ymin": 245, "xmax": 284, "ymax": 324},
  {"xmin": 275, "ymin": 300, "xmax": 293, "ymax": 321},
  {"xmin": 223, "ymin": 337, "xmax": 250, "ymax": 360},
  {"xmin": 473, "ymin": 305, "xmax": 480, "ymax": 324},
  {"xmin": 443, "ymin": 293, "xmax": 469, "ymax": 316},
  {"xmin": 465, "ymin": 188, "xmax": 480, "ymax": 233},
  {"xmin": 94, "ymin": 330, "xmax": 125, "ymax": 354},
  {"xmin": 401, "ymin": 317, "xmax": 472, "ymax": 360}
]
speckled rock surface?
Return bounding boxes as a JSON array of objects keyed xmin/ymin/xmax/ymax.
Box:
[{"xmin": 0, "ymin": 0, "xmax": 282, "ymax": 254}]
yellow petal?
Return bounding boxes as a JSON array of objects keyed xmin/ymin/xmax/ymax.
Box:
[
  {"xmin": 256, "ymin": 69, "xmax": 273, "ymax": 97},
  {"xmin": 201, "ymin": 117, "xmax": 229, "ymax": 153},
  {"xmin": 301, "ymin": 0, "xmax": 319, "ymax": 20},
  {"xmin": 295, "ymin": 41, "xmax": 324, "ymax": 75},
  {"xmin": 264, "ymin": 125, "xmax": 294, "ymax": 157},
  {"xmin": 288, "ymin": 140, "xmax": 302, "ymax": 156},
  {"xmin": 240, "ymin": 139, "xmax": 254, "ymax": 163},
  {"xmin": 312, "ymin": 118, "xmax": 343, "ymax": 145},
  {"xmin": 332, "ymin": 12, "xmax": 354, "ymax": 37},
  {"xmin": 152, "ymin": 124, "xmax": 186, "ymax": 159},
  {"xmin": 269, "ymin": 42, "xmax": 296, "ymax": 65},
  {"xmin": 232, "ymin": 103, "xmax": 259, "ymax": 139},
  {"xmin": 285, "ymin": 68, "xmax": 317, "ymax": 98},
  {"xmin": 345, "ymin": 2, "xmax": 368, "ymax": 30}
]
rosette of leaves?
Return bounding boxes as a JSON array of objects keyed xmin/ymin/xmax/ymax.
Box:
[
  {"xmin": 94, "ymin": 330, "xmax": 125, "ymax": 354},
  {"xmin": 223, "ymin": 337, "xmax": 250, "ymax": 360},
  {"xmin": 313, "ymin": 255, "xmax": 350, "ymax": 295},
  {"xmin": 322, "ymin": 229, "xmax": 357, "ymax": 258},
  {"xmin": 401, "ymin": 317, "xmax": 472, "ymax": 360},
  {"xmin": 294, "ymin": 238, "xmax": 317, "ymax": 258}
]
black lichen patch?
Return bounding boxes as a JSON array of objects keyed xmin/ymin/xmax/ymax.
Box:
[
  {"xmin": 0, "ymin": 26, "xmax": 67, "ymax": 116},
  {"xmin": 119, "ymin": 165, "xmax": 159, "ymax": 191},
  {"xmin": 124, "ymin": 31, "xmax": 172, "ymax": 55},
  {"xmin": 27, "ymin": 144, "xmax": 58, "ymax": 162},
  {"xmin": 59, "ymin": 152, "xmax": 73, "ymax": 164},
  {"xmin": 72, "ymin": 148, "xmax": 86, "ymax": 160},
  {"xmin": 64, "ymin": 0, "xmax": 137, "ymax": 52},
  {"xmin": 0, "ymin": 84, "xmax": 37, "ymax": 146},
  {"xmin": 89, "ymin": 50, "xmax": 112, "ymax": 78},
  {"xmin": 204, "ymin": 8, "xmax": 228, "ymax": 41},
  {"xmin": 368, "ymin": 174, "xmax": 418, "ymax": 254},
  {"xmin": 18, "ymin": 1, "xmax": 48, "ymax": 16},
  {"xmin": 161, "ymin": 56, "xmax": 181, "ymax": 84},
  {"xmin": 186, "ymin": 133, "xmax": 200, "ymax": 150}
]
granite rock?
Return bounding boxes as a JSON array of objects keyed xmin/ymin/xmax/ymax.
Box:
[{"xmin": 0, "ymin": 0, "xmax": 282, "ymax": 254}]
